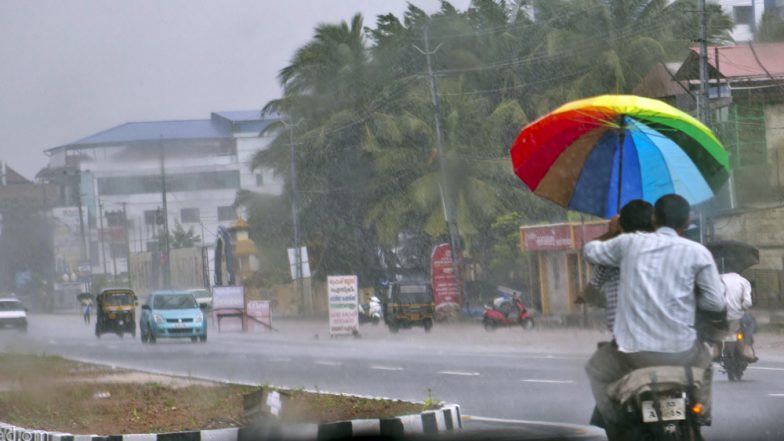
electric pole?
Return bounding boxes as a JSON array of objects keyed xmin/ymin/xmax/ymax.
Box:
[
  {"xmin": 98, "ymin": 200, "xmax": 108, "ymax": 275},
  {"xmin": 284, "ymin": 118, "xmax": 304, "ymax": 315},
  {"xmin": 122, "ymin": 202, "xmax": 132, "ymax": 288},
  {"xmin": 697, "ymin": 0, "xmax": 710, "ymax": 125},
  {"xmin": 159, "ymin": 138, "xmax": 171, "ymax": 288},
  {"xmin": 415, "ymin": 26, "xmax": 464, "ymax": 292}
]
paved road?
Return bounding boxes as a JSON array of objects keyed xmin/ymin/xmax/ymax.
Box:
[{"xmin": 3, "ymin": 314, "xmax": 784, "ymax": 440}]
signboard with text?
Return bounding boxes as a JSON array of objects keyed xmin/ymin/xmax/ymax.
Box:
[
  {"xmin": 246, "ymin": 300, "xmax": 272, "ymax": 333},
  {"xmin": 327, "ymin": 275, "xmax": 358, "ymax": 336},
  {"xmin": 520, "ymin": 222, "xmax": 609, "ymax": 252},
  {"xmin": 212, "ymin": 285, "xmax": 245, "ymax": 332},
  {"xmin": 431, "ymin": 243, "xmax": 463, "ymax": 320}
]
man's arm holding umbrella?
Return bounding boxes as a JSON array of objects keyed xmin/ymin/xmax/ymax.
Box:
[{"xmin": 583, "ymin": 216, "xmax": 627, "ymax": 267}]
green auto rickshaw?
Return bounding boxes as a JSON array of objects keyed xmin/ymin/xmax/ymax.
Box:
[
  {"xmin": 95, "ymin": 288, "xmax": 137, "ymax": 338},
  {"xmin": 383, "ymin": 280, "xmax": 435, "ymax": 333}
]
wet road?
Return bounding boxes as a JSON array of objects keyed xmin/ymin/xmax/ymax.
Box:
[{"xmin": 3, "ymin": 314, "xmax": 784, "ymax": 440}]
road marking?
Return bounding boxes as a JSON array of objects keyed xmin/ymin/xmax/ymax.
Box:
[
  {"xmin": 47, "ymin": 339, "xmax": 58, "ymax": 345},
  {"xmin": 521, "ymin": 379, "xmax": 574, "ymax": 384},
  {"xmin": 314, "ymin": 360, "xmax": 342, "ymax": 366},
  {"xmin": 768, "ymin": 394, "xmax": 784, "ymax": 397},
  {"xmin": 269, "ymin": 357, "xmax": 291, "ymax": 363},
  {"xmin": 463, "ymin": 415, "xmax": 605, "ymax": 435},
  {"xmin": 370, "ymin": 365, "xmax": 404, "ymax": 371},
  {"xmin": 438, "ymin": 371, "xmax": 480, "ymax": 376},
  {"xmin": 749, "ymin": 366, "xmax": 784, "ymax": 372}
]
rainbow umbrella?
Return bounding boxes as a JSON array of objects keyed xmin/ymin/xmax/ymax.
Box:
[{"xmin": 509, "ymin": 95, "xmax": 730, "ymax": 218}]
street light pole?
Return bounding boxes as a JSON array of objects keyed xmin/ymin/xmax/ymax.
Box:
[
  {"xmin": 283, "ymin": 118, "xmax": 304, "ymax": 315},
  {"xmin": 159, "ymin": 138, "xmax": 171, "ymax": 288}
]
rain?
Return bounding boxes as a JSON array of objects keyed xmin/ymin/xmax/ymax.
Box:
[{"xmin": 2, "ymin": 1, "xmax": 784, "ymax": 440}]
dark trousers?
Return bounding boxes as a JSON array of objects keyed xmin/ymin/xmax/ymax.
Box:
[{"xmin": 585, "ymin": 341, "xmax": 713, "ymax": 440}]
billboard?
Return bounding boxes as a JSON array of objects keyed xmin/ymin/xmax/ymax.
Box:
[
  {"xmin": 212, "ymin": 285, "xmax": 245, "ymax": 332},
  {"xmin": 327, "ymin": 275, "xmax": 358, "ymax": 336},
  {"xmin": 431, "ymin": 243, "xmax": 463, "ymax": 320}
]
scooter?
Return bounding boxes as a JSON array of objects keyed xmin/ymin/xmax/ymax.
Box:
[
  {"xmin": 358, "ymin": 296, "xmax": 382, "ymax": 325},
  {"xmin": 482, "ymin": 297, "xmax": 534, "ymax": 330},
  {"xmin": 718, "ymin": 327, "xmax": 757, "ymax": 381},
  {"xmin": 607, "ymin": 365, "xmax": 706, "ymax": 440}
]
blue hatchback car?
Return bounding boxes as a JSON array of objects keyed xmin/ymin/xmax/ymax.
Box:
[{"xmin": 140, "ymin": 291, "xmax": 207, "ymax": 343}]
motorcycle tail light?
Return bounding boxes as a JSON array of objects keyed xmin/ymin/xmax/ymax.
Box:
[
  {"xmin": 691, "ymin": 403, "xmax": 703, "ymax": 415},
  {"xmin": 737, "ymin": 333, "xmax": 744, "ymax": 341}
]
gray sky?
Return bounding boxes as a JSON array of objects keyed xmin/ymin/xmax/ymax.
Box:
[{"xmin": 0, "ymin": 0, "xmax": 471, "ymax": 179}]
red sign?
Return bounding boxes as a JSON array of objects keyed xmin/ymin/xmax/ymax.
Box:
[
  {"xmin": 521, "ymin": 224, "xmax": 574, "ymax": 251},
  {"xmin": 520, "ymin": 222, "xmax": 609, "ymax": 252},
  {"xmin": 431, "ymin": 243, "xmax": 463, "ymax": 319}
]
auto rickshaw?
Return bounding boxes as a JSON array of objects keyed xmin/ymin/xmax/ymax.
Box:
[
  {"xmin": 383, "ymin": 280, "xmax": 434, "ymax": 333},
  {"xmin": 95, "ymin": 288, "xmax": 137, "ymax": 338}
]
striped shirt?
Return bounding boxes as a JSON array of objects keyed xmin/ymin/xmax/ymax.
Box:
[
  {"xmin": 590, "ymin": 265, "xmax": 619, "ymax": 331},
  {"xmin": 584, "ymin": 227, "xmax": 726, "ymax": 353}
]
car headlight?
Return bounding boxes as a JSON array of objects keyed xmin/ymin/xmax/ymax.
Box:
[
  {"xmin": 153, "ymin": 313, "xmax": 164, "ymax": 324},
  {"xmin": 194, "ymin": 312, "xmax": 203, "ymax": 323}
]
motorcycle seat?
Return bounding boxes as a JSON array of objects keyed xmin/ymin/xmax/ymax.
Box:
[{"xmin": 607, "ymin": 366, "xmax": 705, "ymax": 405}]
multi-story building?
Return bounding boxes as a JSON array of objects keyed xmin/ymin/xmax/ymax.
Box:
[
  {"xmin": 38, "ymin": 111, "xmax": 281, "ymax": 283},
  {"xmin": 716, "ymin": 0, "xmax": 784, "ymax": 42}
]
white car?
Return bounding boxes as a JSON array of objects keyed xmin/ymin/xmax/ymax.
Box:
[
  {"xmin": 0, "ymin": 298, "xmax": 28, "ymax": 332},
  {"xmin": 186, "ymin": 288, "xmax": 212, "ymax": 310}
]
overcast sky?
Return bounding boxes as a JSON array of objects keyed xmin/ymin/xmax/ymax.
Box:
[{"xmin": 0, "ymin": 0, "xmax": 471, "ymax": 179}]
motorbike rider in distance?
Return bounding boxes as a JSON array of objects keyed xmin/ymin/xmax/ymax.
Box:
[{"xmin": 583, "ymin": 194, "xmax": 726, "ymax": 441}]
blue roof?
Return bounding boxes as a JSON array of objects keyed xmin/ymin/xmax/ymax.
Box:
[
  {"xmin": 63, "ymin": 119, "xmax": 232, "ymax": 148},
  {"xmin": 213, "ymin": 110, "xmax": 264, "ymax": 122}
]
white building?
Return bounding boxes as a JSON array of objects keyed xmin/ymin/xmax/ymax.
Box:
[
  {"xmin": 40, "ymin": 111, "xmax": 281, "ymax": 282},
  {"xmin": 715, "ymin": 0, "xmax": 784, "ymax": 42}
]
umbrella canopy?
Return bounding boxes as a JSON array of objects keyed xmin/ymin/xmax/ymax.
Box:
[
  {"xmin": 77, "ymin": 292, "xmax": 93, "ymax": 303},
  {"xmin": 510, "ymin": 95, "xmax": 730, "ymax": 218},
  {"xmin": 706, "ymin": 240, "xmax": 759, "ymax": 274}
]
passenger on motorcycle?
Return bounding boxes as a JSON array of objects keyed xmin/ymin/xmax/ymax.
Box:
[
  {"xmin": 715, "ymin": 272, "xmax": 756, "ymax": 361},
  {"xmin": 583, "ymin": 194, "xmax": 726, "ymax": 441}
]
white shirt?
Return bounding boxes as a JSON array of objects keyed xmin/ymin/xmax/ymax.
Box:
[
  {"xmin": 584, "ymin": 227, "xmax": 726, "ymax": 353},
  {"xmin": 721, "ymin": 272, "xmax": 752, "ymax": 321}
]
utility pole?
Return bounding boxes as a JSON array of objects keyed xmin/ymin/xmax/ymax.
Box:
[
  {"xmin": 122, "ymin": 202, "xmax": 132, "ymax": 288},
  {"xmin": 159, "ymin": 138, "xmax": 171, "ymax": 288},
  {"xmin": 284, "ymin": 118, "xmax": 304, "ymax": 315},
  {"xmin": 697, "ymin": 0, "xmax": 710, "ymax": 125},
  {"xmin": 98, "ymin": 200, "xmax": 108, "ymax": 276},
  {"xmin": 415, "ymin": 26, "xmax": 464, "ymax": 293}
]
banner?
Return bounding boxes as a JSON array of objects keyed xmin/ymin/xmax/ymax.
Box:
[
  {"xmin": 431, "ymin": 243, "xmax": 463, "ymax": 320},
  {"xmin": 327, "ymin": 275, "xmax": 358, "ymax": 336},
  {"xmin": 212, "ymin": 285, "xmax": 245, "ymax": 332},
  {"xmin": 246, "ymin": 300, "xmax": 272, "ymax": 333}
]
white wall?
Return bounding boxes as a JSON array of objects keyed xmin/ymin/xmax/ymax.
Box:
[{"xmin": 716, "ymin": 0, "xmax": 766, "ymax": 42}]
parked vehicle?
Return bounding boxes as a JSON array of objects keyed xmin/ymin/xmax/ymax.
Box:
[
  {"xmin": 95, "ymin": 288, "xmax": 137, "ymax": 338},
  {"xmin": 358, "ymin": 296, "xmax": 382, "ymax": 325},
  {"xmin": 383, "ymin": 280, "xmax": 434, "ymax": 333},
  {"xmin": 607, "ymin": 365, "xmax": 705, "ymax": 440},
  {"xmin": 482, "ymin": 296, "xmax": 534, "ymax": 330},
  {"xmin": 186, "ymin": 288, "xmax": 213, "ymax": 311},
  {"xmin": 0, "ymin": 298, "xmax": 28, "ymax": 332},
  {"xmin": 140, "ymin": 290, "xmax": 207, "ymax": 343}
]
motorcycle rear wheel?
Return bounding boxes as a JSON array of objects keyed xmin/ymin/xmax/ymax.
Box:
[
  {"xmin": 483, "ymin": 318, "xmax": 497, "ymax": 332},
  {"xmin": 520, "ymin": 318, "xmax": 534, "ymax": 330}
]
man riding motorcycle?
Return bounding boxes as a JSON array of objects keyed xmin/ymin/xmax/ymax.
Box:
[{"xmin": 583, "ymin": 194, "xmax": 726, "ymax": 441}]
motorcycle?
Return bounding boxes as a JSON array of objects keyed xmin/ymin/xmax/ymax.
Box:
[
  {"xmin": 607, "ymin": 365, "xmax": 706, "ymax": 440},
  {"xmin": 718, "ymin": 317, "xmax": 757, "ymax": 382},
  {"xmin": 482, "ymin": 297, "xmax": 534, "ymax": 330},
  {"xmin": 358, "ymin": 296, "xmax": 383, "ymax": 325}
]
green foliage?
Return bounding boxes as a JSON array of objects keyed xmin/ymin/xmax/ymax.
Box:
[
  {"xmin": 758, "ymin": 12, "xmax": 784, "ymax": 42},
  {"xmin": 168, "ymin": 220, "xmax": 201, "ymax": 249},
  {"xmin": 239, "ymin": 0, "xmax": 733, "ymax": 285}
]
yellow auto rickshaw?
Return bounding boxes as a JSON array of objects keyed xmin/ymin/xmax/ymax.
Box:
[
  {"xmin": 95, "ymin": 288, "xmax": 137, "ymax": 338},
  {"xmin": 383, "ymin": 280, "xmax": 435, "ymax": 333}
]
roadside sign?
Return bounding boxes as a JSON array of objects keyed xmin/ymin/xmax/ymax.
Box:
[
  {"xmin": 212, "ymin": 286, "xmax": 245, "ymax": 332},
  {"xmin": 431, "ymin": 243, "xmax": 463, "ymax": 320},
  {"xmin": 287, "ymin": 246, "xmax": 311, "ymax": 279},
  {"xmin": 327, "ymin": 275, "xmax": 358, "ymax": 336},
  {"xmin": 246, "ymin": 300, "xmax": 272, "ymax": 332}
]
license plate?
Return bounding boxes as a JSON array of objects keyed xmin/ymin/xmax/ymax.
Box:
[
  {"xmin": 173, "ymin": 322, "xmax": 188, "ymax": 328},
  {"xmin": 642, "ymin": 398, "xmax": 686, "ymax": 422}
]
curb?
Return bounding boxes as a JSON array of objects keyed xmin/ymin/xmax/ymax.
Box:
[{"xmin": 0, "ymin": 405, "xmax": 460, "ymax": 441}]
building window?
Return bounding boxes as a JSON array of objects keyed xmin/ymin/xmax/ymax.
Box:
[
  {"xmin": 256, "ymin": 173, "xmax": 264, "ymax": 187},
  {"xmin": 110, "ymin": 243, "xmax": 128, "ymax": 259},
  {"xmin": 144, "ymin": 210, "xmax": 157, "ymax": 225},
  {"xmin": 97, "ymin": 170, "xmax": 241, "ymax": 196},
  {"xmin": 105, "ymin": 211, "xmax": 125, "ymax": 227},
  {"xmin": 734, "ymin": 6, "xmax": 753, "ymax": 25},
  {"xmin": 217, "ymin": 206, "xmax": 235, "ymax": 221},
  {"xmin": 181, "ymin": 208, "xmax": 200, "ymax": 223}
]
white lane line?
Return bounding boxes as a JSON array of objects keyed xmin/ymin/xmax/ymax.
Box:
[
  {"xmin": 438, "ymin": 371, "xmax": 480, "ymax": 376},
  {"xmin": 521, "ymin": 379, "xmax": 574, "ymax": 384},
  {"xmin": 750, "ymin": 366, "xmax": 784, "ymax": 372},
  {"xmin": 314, "ymin": 360, "xmax": 342, "ymax": 367},
  {"xmin": 769, "ymin": 394, "xmax": 784, "ymax": 397},
  {"xmin": 269, "ymin": 357, "xmax": 291, "ymax": 363},
  {"xmin": 464, "ymin": 415, "xmax": 605, "ymax": 435},
  {"xmin": 370, "ymin": 365, "xmax": 404, "ymax": 371}
]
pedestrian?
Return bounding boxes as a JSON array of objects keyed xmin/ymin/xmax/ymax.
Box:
[{"xmin": 83, "ymin": 302, "xmax": 91, "ymax": 324}]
